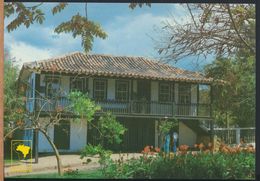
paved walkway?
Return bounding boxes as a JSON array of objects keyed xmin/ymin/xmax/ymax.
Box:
[{"xmin": 4, "ymin": 153, "xmax": 143, "ymax": 177}]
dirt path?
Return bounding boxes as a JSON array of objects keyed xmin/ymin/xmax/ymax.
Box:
[{"xmin": 5, "ymin": 153, "xmax": 143, "ymax": 177}]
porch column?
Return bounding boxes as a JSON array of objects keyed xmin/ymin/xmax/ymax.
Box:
[
  {"xmin": 34, "ymin": 129, "xmax": 39, "ymax": 163},
  {"xmin": 210, "ymin": 119, "xmax": 214, "ymax": 143},
  {"xmin": 155, "ymin": 120, "xmax": 159, "ymax": 147},
  {"xmin": 236, "ymin": 128, "xmax": 241, "ymax": 144}
]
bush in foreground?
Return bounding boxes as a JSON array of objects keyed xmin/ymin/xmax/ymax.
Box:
[{"xmin": 102, "ymin": 144, "xmax": 255, "ymax": 179}]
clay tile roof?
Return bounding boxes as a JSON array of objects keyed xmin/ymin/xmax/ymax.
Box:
[{"xmin": 22, "ymin": 52, "xmax": 214, "ymax": 83}]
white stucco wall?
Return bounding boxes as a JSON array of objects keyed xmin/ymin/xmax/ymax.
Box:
[
  {"xmin": 69, "ymin": 120, "xmax": 87, "ymax": 152},
  {"xmin": 178, "ymin": 121, "xmax": 197, "ymax": 147},
  {"xmin": 38, "ymin": 118, "xmax": 54, "ymax": 152}
]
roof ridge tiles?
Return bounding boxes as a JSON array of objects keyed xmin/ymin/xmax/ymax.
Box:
[{"xmin": 20, "ymin": 51, "xmax": 213, "ymax": 83}]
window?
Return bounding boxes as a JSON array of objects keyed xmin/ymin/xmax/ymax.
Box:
[
  {"xmin": 116, "ymin": 80, "xmax": 129, "ymax": 101},
  {"xmin": 70, "ymin": 77, "xmax": 88, "ymax": 93},
  {"xmin": 159, "ymin": 83, "xmax": 171, "ymax": 102},
  {"xmin": 93, "ymin": 79, "xmax": 107, "ymax": 100},
  {"xmin": 45, "ymin": 76, "xmax": 60, "ymax": 98},
  {"xmin": 178, "ymin": 84, "xmax": 191, "ymax": 104}
]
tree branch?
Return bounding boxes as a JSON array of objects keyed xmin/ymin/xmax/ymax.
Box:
[{"xmin": 226, "ymin": 4, "xmax": 255, "ymax": 53}]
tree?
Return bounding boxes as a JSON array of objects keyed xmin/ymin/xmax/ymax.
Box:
[
  {"xmin": 69, "ymin": 91, "xmax": 127, "ymax": 173},
  {"xmin": 4, "ymin": 52, "xmax": 25, "ymax": 138},
  {"xmin": 4, "ymin": 2, "xmax": 107, "ymax": 53},
  {"xmin": 157, "ymin": 4, "xmax": 255, "ymax": 63},
  {"xmin": 204, "ymin": 50, "xmax": 255, "ymax": 127},
  {"xmin": 4, "ymin": 72, "xmax": 103, "ymax": 176},
  {"xmin": 68, "ymin": 91, "xmax": 127, "ymax": 147},
  {"xmin": 4, "ymin": 2, "xmax": 150, "ymax": 53}
]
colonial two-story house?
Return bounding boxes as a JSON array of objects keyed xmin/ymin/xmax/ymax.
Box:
[{"xmin": 18, "ymin": 52, "xmax": 214, "ymax": 153}]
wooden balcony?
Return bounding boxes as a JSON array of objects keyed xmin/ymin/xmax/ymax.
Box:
[{"xmin": 34, "ymin": 97, "xmax": 211, "ymax": 118}]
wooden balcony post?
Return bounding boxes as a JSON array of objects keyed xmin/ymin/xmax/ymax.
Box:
[
  {"xmin": 172, "ymin": 102, "xmax": 175, "ymax": 116},
  {"xmin": 34, "ymin": 129, "xmax": 39, "ymax": 163},
  {"xmin": 236, "ymin": 128, "xmax": 241, "ymax": 144},
  {"xmin": 210, "ymin": 118, "xmax": 214, "ymax": 143}
]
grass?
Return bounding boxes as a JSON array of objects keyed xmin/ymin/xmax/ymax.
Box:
[
  {"xmin": 10, "ymin": 169, "xmax": 104, "ymax": 179},
  {"xmin": 4, "ymin": 159, "xmax": 20, "ymax": 165}
]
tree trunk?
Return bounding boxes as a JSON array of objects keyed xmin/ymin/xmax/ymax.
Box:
[
  {"xmin": 3, "ymin": 127, "xmax": 20, "ymax": 142},
  {"xmin": 39, "ymin": 128, "xmax": 63, "ymax": 176}
]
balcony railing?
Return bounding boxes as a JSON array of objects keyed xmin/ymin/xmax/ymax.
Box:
[{"xmin": 34, "ymin": 97, "xmax": 211, "ymax": 117}]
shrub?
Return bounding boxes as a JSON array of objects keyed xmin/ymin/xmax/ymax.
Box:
[
  {"xmin": 102, "ymin": 144, "xmax": 255, "ymax": 179},
  {"xmin": 64, "ymin": 168, "xmax": 79, "ymax": 176}
]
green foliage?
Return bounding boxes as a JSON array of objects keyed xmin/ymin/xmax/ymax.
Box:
[
  {"xmin": 13, "ymin": 170, "xmax": 103, "ymax": 179},
  {"xmin": 52, "ymin": 3, "xmax": 68, "ymax": 15},
  {"xmin": 5, "ymin": 2, "xmax": 45, "ymax": 31},
  {"xmin": 129, "ymin": 3, "xmax": 151, "ymax": 9},
  {"xmin": 103, "ymin": 155, "xmax": 154, "ymax": 179},
  {"xmin": 204, "ymin": 52, "xmax": 255, "ymax": 127},
  {"xmin": 69, "ymin": 91, "xmax": 126, "ymax": 147},
  {"xmin": 4, "ymin": 58, "xmax": 25, "ymax": 135},
  {"xmin": 80, "ymin": 144, "xmax": 112, "ymax": 171},
  {"xmin": 103, "ymin": 152, "xmax": 255, "ymax": 179},
  {"xmin": 54, "ymin": 14, "xmax": 107, "ymax": 53},
  {"xmin": 158, "ymin": 118, "xmax": 178, "ymax": 135},
  {"xmin": 68, "ymin": 91, "xmax": 100, "ymax": 122},
  {"xmin": 98, "ymin": 112, "xmax": 127, "ymax": 144},
  {"xmin": 4, "ymin": 3, "xmax": 107, "ymax": 53},
  {"xmin": 64, "ymin": 168, "xmax": 79, "ymax": 176}
]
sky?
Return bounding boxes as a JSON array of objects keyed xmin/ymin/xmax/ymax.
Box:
[{"xmin": 4, "ymin": 3, "xmax": 215, "ymax": 71}]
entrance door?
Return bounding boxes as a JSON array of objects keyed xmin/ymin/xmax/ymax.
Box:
[
  {"xmin": 137, "ymin": 80, "xmax": 151, "ymax": 114},
  {"xmin": 121, "ymin": 118, "xmax": 155, "ymax": 152},
  {"xmin": 54, "ymin": 120, "xmax": 70, "ymax": 150},
  {"xmin": 87, "ymin": 118, "xmax": 155, "ymax": 152},
  {"xmin": 137, "ymin": 80, "xmax": 151, "ymax": 100}
]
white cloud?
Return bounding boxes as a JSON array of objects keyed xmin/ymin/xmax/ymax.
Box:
[
  {"xmin": 92, "ymin": 13, "xmax": 172, "ymax": 58},
  {"xmin": 4, "ymin": 4, "xmax": 191, "ymax": 69},
  {"xmin": 4, "ymin": 26, "xmax": 82, "ymax": 69},
  {"xmin": 9, "ymin": 41, "xmax": 53, "ymax": 68}
]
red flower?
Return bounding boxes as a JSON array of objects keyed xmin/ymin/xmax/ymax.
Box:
[
  {"xmin": 198, "ymin": 143, "xmax": 205, "ymax": 150},
  {"xmin": 179, "ymin": 145, "xmax": 189, "ymax": 151},
  {"xmin": 142, "ymin": 145, "xmax": 151, "ymax": 153},
  {"xmin": 154, "ymin": 147, "xmax": 160, "ymax": 153}
]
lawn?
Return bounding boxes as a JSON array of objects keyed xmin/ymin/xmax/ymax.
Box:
[
  {"xmin": 11, "ymin": 169, "xmax": 103, "ymax": 179},
  {"xmin": 4, "ymin": 159, "xmax": 19, "ymax": 165}
]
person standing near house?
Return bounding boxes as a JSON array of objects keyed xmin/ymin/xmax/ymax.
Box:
[
  {"xmin": 173, "ymin": 131, "xmax": 178, "ymax": 153},
  {"xmin": 163, "ymin": 132, "xmax": 171, "ymax": 154}
]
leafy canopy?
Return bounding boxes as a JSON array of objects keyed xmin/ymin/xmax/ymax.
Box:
[
  {"xmin": 204, "ymin": 50, "xmax": 255, "ymax": 127},
  {"xmin": 4, "ymin": 2, "xmax": 107, "ymax": 53},
  {"xmin": 4, "ymin": 55, "xmax": 26, "ymax": 135}
]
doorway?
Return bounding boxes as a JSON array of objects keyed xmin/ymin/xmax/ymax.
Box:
[
  {"xmin": 54, "ymin": 120, "xmax": 70, "ymax": 150},
  {"xmin": 136, "ymin": 80, "xmax": 151, "ymax": 114}
]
